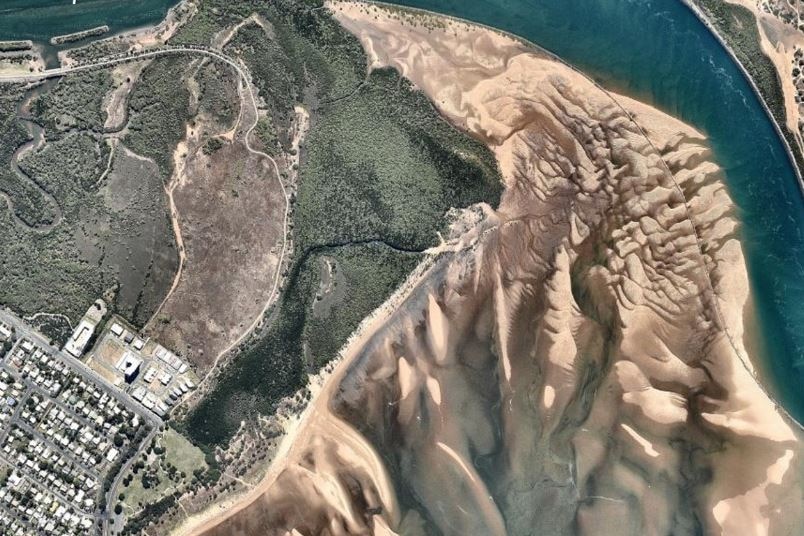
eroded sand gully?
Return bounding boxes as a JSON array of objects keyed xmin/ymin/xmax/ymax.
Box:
[{"xmin": 192, "ymin": 2, "xmax": 803, "ymax": 535}]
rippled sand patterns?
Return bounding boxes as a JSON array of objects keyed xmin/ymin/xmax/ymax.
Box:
[{"xmin": 184, "ymin": 2, "xmax": 803, "ymax": 535}]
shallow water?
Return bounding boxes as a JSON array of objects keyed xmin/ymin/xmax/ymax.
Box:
[
  {"xmin": 390, "ymin": 0, "xmax": 804, "ymax": 423},
  {"xmin": 1, "ymin": 0, "xmax": 176, "ymax": 66},
  {"xmin": 2, "ymin": 0, "xmax": 802, "ymax": 422},
  {"xmin": 0, "ymin": 0, "xmax": 175, "ymax": 43}
]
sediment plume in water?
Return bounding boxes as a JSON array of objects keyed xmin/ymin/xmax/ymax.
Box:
[{"xmin": 189, "ymin": 2, "xmax": 803, "ymax": 535}]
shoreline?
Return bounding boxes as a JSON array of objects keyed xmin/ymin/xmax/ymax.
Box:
[
  {"xmin": 4, "ymin": 0, "xmax": 185, "ymax": 67},
  {"xmin": 370, "ymin": 0, "xmax": 804, "ymax": 432},
  {"xmin": 187, "ymin": 3, "xmax": 804, "ymax": 532},
  {"xmin": 677, "ymin": 0, "xmax": 804, "ymax": 431},
  {"xmin": 172, "ymin": 252, "xmax": 443, "ymax": 536},
  {"xmin": 678, "ymin": 0, "xmax": 804, "ymax": 196},
  {"xmin": 95, "ymin": 0, "xmax": 189, "ymax": 50},
  {"xmin": 181, "ymin": 1, "xmax": 804, "ymax": 532},
  {"xmin": 374, "ymin": 0, "xmax": 804, "ymax": 199}
]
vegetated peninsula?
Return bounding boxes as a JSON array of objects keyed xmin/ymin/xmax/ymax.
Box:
[
  {"xmin": 689, "ymin": 0, "xmax": 804, "ymax": 172},
  {"xmin": 0, "ymin": 0, "xmax": 801, "ymax": 534},
  {"xmin": 185, "ymin": 2, "xmax": 803, "ymax": 536}
]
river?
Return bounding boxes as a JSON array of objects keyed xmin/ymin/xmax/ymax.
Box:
[
  {"xmin": 0, "ymin": 0, "xmax": 176, "ymax": 43},
  {"xmin": 2, "ymin": 0, "xmax": 802, "ymax": 422},
  {"xmin": 0, "ymin": 0, "xmax": 176, "ymax": 66},
  {"xmin": 381, "ymin": 0, "xmax": 804, "ymax": 425}
]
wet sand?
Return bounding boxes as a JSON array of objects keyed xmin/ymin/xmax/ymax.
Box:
[{"xmin": 177, "ymin": 2, "xmax": 803, "ymax": 535}]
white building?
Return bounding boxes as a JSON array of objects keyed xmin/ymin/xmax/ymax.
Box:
[
  {"xmin": 115, "ymin": 351, "xmax": 142, "ymax": 383},
  {"xmin": 64, "ymin": 320, "xmax": 95, "ymax": 358}
]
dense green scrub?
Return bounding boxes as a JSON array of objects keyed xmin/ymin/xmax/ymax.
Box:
[
  {"xmin": 304, "ymin": 245, "xmax": 423, "ymax": 370},
  {"xmin": 225, "ymin": 22, "xmax": 301, "ymax": 139},
  {"xmin": 195, "ymin": 61, "xmax": 238, "ymax": 130},
  {"xmin": 0, "ymin": 73, "xmax": 177, "ymax": 325},
  {"xmin": 0, "ymin": 86, "xmax": 106, "ymax": 320},
  {"xmin": 125, "ymin": 56, "xmax": 192, "ymax": 179},
  {"xmin": 30, "ymin": 70, "xmax": 112, "ymax": 138},
  {"xmin": 183, "ymin": 244, "xmax": 421, "ymax": 446},
  {"xmin": 0, "ymin": 87, "xmax": 52, "ymax": 226},
  {"xmin": 297, "ymin": 68, "xmax": 501, "ymax": 251},
  {"xmin": 18, "ymin": 132, "xmax": 109, "ymax": 194},
  {"xmin": 692, "ymin": 0, "xmax": 804, "ymax": 171},
  {"xmin": 180, "ymin": 0, "xmax": 502, "ymax": 447}
]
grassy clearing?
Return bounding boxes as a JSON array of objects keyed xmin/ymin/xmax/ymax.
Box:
[
  {"xmin": 97, "ymin": 144, "xmax": 178, "ymax": 325},
  {"xmin": 181, "ymin": 0, "xmax": 502, "ymax": 448},
  {"xmin": 120, "ymin": 427, "xmax": 207, "ymax": 531}
]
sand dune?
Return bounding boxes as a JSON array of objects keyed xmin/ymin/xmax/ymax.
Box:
[{"xmin": 189, "ymin": 2, "xmax": 803, "ymax": 535}]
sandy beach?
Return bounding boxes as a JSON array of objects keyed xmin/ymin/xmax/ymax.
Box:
[
  {"xmin": 727, "ymin": 0, "xmax": 804, "ymax": 145},
  {"xmin": 171, "ymin": 2, "xmax": 803, "ymax": 535},
  {"xmin": 172, "ymin": 254, "xmax": 441, "ymax": 536}
]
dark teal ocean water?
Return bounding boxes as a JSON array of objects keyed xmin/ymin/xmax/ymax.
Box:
[
  {"xmin": 2, "ymin": 0, "xmax": 803, "ymax": 422},
  {"xmin": 0, "ymin": 0, "xmax": 175, "ymax": 43},
  {"xmin": 389, "ymin": 0, "xmax": 804, "ymax": 424}
]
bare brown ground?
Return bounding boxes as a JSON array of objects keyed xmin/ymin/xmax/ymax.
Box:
[
  {"xmin": 103, "ymin": 60, "xmax": 150, "ymax": 132},
  {"xmin": 182, "ymin": 3, "xmax": 803, "ymax": 536},
  {"xmin": 146, "ymin": 139, "xmax": 284, "ymax": 371},
  {"xmin": 59, "ymin": 0, "xmax": 192, "ymax": 66},
  {"xmin": 140, "ymin": 16, "xmax": 290, "ymax": 376},
  {"xmin": 722, "ymin": 0, "xmax": 804, "ymax": 158}
]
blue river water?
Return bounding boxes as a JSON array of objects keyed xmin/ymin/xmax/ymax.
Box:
[
  {"xmin": 0, "ymin": 0, "xmax": 176, "ymax": 43},
  {"xmin": 389, "ymin": 0, "xmax": 804, "ymax": 423},
  {"xmin": 2, "ymin": 0, "xmax": 803, "ymax": 422}
]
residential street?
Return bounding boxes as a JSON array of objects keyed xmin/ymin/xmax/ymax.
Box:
[{"xmin": 0, "ymin": 308, "xmax": 161, "ymax": 427}]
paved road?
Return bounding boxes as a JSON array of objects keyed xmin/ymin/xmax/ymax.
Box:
[
  {"xmin": 0, "ymin": 448, "xmax": 95, "ymax": 516},
  {"xmin": 0, "ymin": 309, "xmax": 163, "ymax": 534},
  {"xmin": 0, "ymin": 497, "xmax": 33, "ymax": 532},
  {"xmin": 102, "ymin": 426, "xmax": 158, "ymax": 536},
  {"xmin": 0, "ymin": 374, "xmax": 25, "ymax": 446},
  {"xmin": 0, "ymin": 309, "xmax": 160, "ymax": 427},
  {"xmin": 0, "ymin": 45, "xmax": 292, "ymax": 410},
  {"xmin": 0, "ymin": 45, "xmax": 248, "ymax": 86},
  {"xmin": 13, "ymin": 407, "xmax": 101, "ymax": 479}
]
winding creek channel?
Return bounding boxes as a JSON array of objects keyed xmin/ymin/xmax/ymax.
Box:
[{"xmin": 1, "ymin": 0, "xmax": 804, "ymax": 421}]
